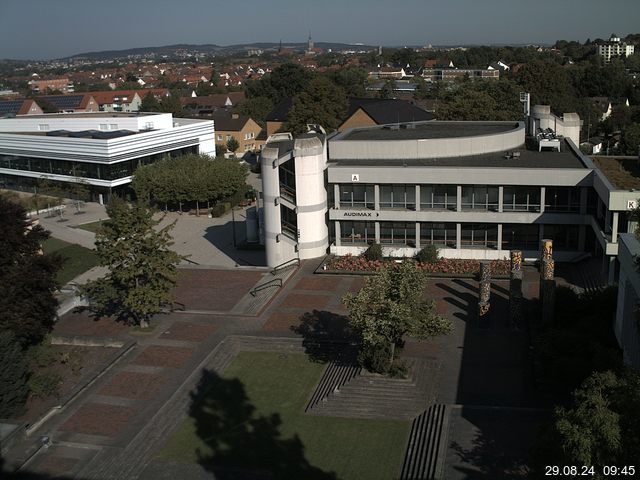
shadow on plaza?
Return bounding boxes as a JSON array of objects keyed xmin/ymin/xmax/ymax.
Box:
[
  {"xmin": 187, "ymin": 369, "xmax": 338, "ymax": 480},
  {"xmin": 434, "ymin": 276, "xmax": 545, "ymax": 479},
  {"xmin": 203, "ymin": 220, "xmax": 266, "ymax": 267},
  {"xmin": 291, "ymin": 309, "xmax": 358, "ymax": 364},
  {"xmin": 0, "ymin": 457, "xmax": 76, "ymax": 480}
]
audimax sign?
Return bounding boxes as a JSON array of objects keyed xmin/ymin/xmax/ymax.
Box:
[{"xmin": 342, "ymin": 211, "xmax": 380, "ymax": 217}]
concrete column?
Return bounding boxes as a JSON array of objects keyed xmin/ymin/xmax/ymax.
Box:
[
  {"xmin": 375, "ymin": 221, "xmax": 380, "ymax": 243},
  {"xmin": 497, "ymin": 224, "xmax": 503, "ymax": 251},
  {"xmin": 498, "ymin": 186, "xmax": 504, "ymax": 213},
  {"xmin": 415, "ymin": 222, "xmax": 421, "ymax": 249},
  {"xmin": 612, "ymin": 211, "xmax": 619, "ymax": 243},
  {"xmin": 579, "ymin": 187, "xmax": 588, "ymax": 215},
  {"xmin": 415, "ymin": 185, "xmax": 421, "ymax": 212},
  {"xmin": 334, "ymin": 184, "xmax": 340, "ymax": 209},
  {"xmin": 456, "ymin": 223, "xmax": 462, "ymax": 249},
  {"xmin": 334, "ymin": 221, "xmax": 341, "ymax": 247},
  {"xmin": 540, "ymin": 187, "xmax": 546, "ymax": 213},
  {"xmin": 456, "ymin": 185, "xmax": 462, "ymax": 212},
  {"xmin": 374, "ymin": 184, "xmax": 380, "ymax": 210}
]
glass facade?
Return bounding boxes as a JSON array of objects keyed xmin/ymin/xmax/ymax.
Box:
[
  {"xmin": 420, "ymin": 222, "xmax": 456, "ymax": 247},
  {"xmin": 502, "ymin": 224, "xmax": 539, "ymax": 250},
  {"xmin": 461, "ymin": 186, "xmax": 499, "ymax": 211},
  {"xmin": 544, "ymin": 224, "xmax": 580, "ymax": 250},
  {"xmin": 340, "ymin": 184, "xmax": 374, "ymax": 209},
  {"xmin": 280, "ymin": 205, "xmax": 297, "ymax": 240},
  {"xmin": 420, "ymin": 185, "xmax": 457, "ymax": 210},
  {"xmin": 380, "ymin": 185, "xmax": 416, "ymax": 210},
  {"xmin": 503, "ymin": 187, "xmax": 541, "ymax": 212},
  {"xmin": 379, "ymin": 222, "xmax": 416, "ymax": 246},
  {"xmin": 545, "ymin": 187, "xmax": 581, "ymax": 213},
  {"xmin": 279, "ymin": 160, "xmax": 296, "ymax": 202},
  {"xmin": 340, "ymin": 221, "xmax": 375, "ymax": 244},
  {"xmin": 0, "ymin": 146, "xmax": 197, "ymax": 182},
  {"xmin": 461, "ymin": 223, "xmax": 498, "ymax": 249}
]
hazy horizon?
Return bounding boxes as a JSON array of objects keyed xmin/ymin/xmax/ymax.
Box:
[{"xmin": 1, "ymin": 0, "xmax": 639, "ymax": 61}]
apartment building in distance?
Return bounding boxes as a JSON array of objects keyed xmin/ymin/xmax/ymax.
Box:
[
  {"xmin": 28, "ymin": 77, "xmax": 74, "ymax": 94},
  {"xmin": 213, "ymin": 111, "xmax": 263, "ymax": 154},
  {"xmin": 598, "ymin": 34, "xmax": 635, "ymax": 63}
]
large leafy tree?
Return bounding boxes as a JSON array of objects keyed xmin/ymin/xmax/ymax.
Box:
[
  {"xmin": 515, "ymin": 60, "xmax": 577, "ymax": 113},
  {"xmin": 343, "ymin": 261, "xmax": 452, "ymax": 373},
  {"xmin": 286, "ymin": 76, "xmax": 348, "ymax": 135},
  {"xmin": 245, "ymin": 63, "xmax": 313, "ymax": 104},
  {"xmin": 437, "ymin": 79, "xmax": 523, "ymax": 121},
  {"xmin": 81, "ymin": 198, "xmax": 183, "ymax": 328},
  {"xmin": 0, "ymin": 331, "xmax": 30, "ymax": 417},
  {"xmin": 0, "ymin": 196, "xmax": 60, "ymax": 346},
  {"xmin": 619, "ymin": 123, "xmax": 640, "ymax": 156}
]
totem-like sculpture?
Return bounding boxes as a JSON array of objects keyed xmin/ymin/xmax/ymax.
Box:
[
  {"xmin": 478, "ymin": 261, "xmax": 491, "ymax": 325},
  {"xmin": 509, "ymin": 250, "xmax": 523, "ymax": 330},
  {"xmin": 540, "ymin": 239, "xmax": 555, "ymax": 323}
]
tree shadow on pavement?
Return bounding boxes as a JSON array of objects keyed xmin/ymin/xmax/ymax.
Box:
[
  {"xmin": 189, "ymin": 369, "xmax": 338, "ymax": 480},
  {"xmin": 290, "ymin": 309, "xmax": 358, "ymax": 364}
]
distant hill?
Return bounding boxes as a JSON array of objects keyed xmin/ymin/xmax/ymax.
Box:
[{"xmin": 64, "ymin": 42, "xmax": 379, "ymax": 60}]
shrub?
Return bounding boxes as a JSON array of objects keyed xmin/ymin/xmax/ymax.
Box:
[
  {"xmin": 210, "ymin": 203, "xmax": 230, "ymax": 217},
  {"xmin": 0, "ymin": 331, "xmax": 30, "ymax": 417},
  {"xmin": 388, "ymin": 359, "xmax": 409, "ymax": 378},
  {"xmin": 415, "ymin": 245, "xmax": 439, "ymax": 264},
  {"xmin": 28, "ymin": 371, "xmax": 62, "ymax": 399},
  {"xmin": 358, "ymin": 341, "xmax": 391, "ymax": 374},
  {"xmin": 363, "ymin": 243, "xmax": 384, "ymax": 262}
]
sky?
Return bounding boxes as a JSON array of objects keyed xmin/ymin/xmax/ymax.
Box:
[{"xmin": 0, "ymin": 0, "xmax": 639, "ymax": 60}]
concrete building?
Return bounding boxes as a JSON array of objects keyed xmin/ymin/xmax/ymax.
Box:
[
  {"xmin": 598, "ymin": 34, "xmax": 635, "ymax": 63},
  {"xmin": 259, "ymin": 107, "xmax": 640, "ymax": 286},
  {"xmin": 0, "ymin": 112, "xmax": 215, "ymax": 203},
  {"xmin": 614, "ymin": 233, "xmax": 640, "ymax": 368},
  {"xmin": 213, "ymin": 111, "xmax": 263, "ymax": 154},
  {"xmin": 28, "ymin": 77, "xmax": 74, "ymax": 94}
]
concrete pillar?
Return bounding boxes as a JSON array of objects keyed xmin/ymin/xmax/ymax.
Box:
[
  {"xmin": 456, "ymin": 223, "xmax": 462, "ymax": 249},
  {"xmin": 334, "ymin": 184, "xmax": 340, "ymax": 209},
  {"xmin": 415, "ymin": 222, "xmax": 421, "ymax": 249},
  {"xmin": 498, "ymin": 186, "xmax": 504, "ymax": 213},
  {"xmin": 334, "ymin": 221, "xmax": 341, "ymax": 247},
  {"xmin": 456, "ymin": 185, "xmax": 462, "ymax": 212},
  {"xmin": 374, "ymin": 184, "xmax": 380, "ymax": 210},
  {"xmin": 540, "ymin": 187, "xmax": 546, "ymax": 213},
  {"xmin": 579, "ymin": 187, "xmax": 588, "ymax": 215},
  {"xmin": 415, "ymin": 185, "xmax": 421, "ymax": 212},
  {"xmin": 612, "ymin": 212, "xmax": 619, "ymax": 243},
  {"xmin": 375, "ymin": 221, "xmax": 380, "ymax": 243},
  {"xmin": 497, "ymin": 224, "xmax": 503, "ymax": 251},
  {"xmin": 260, "ymin": 145, "xmax": 284, "ymax": 267}
]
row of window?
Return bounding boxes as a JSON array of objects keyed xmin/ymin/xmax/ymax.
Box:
[
  {"xmin": 338, "ymin": 221, "xmax": 580, "ymax": 250},
  {"xmin": 0, "ymin": 146, "xmax": 198, "ymax": 181},
  {"xmin": 337, "ymin": 184, "xmax": 582, "ymax": 213}
]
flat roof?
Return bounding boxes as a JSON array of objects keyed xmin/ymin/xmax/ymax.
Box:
[
  {"xmin": 6, "ymin": 112, "xmax": 161, "ymax": 119},
  {"xmin": 329, "ymin": 140, "xmax": 586, "ymax": 169},
  {"xmin": 592, "ymin": 156, "xmax": 640, "ymax": 189},
  {"xmin": 339, "ymin": 121, "xmax": 520, "ymax": 141}
]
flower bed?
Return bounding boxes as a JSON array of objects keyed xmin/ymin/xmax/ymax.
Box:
[{"xmin": 325, "ymin": 254, "xmax": 510, "ymax": 276}]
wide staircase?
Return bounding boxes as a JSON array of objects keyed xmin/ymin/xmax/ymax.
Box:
[{"xmin": 307, "ymin": 358, "xmax": 439, "ymax": 420}]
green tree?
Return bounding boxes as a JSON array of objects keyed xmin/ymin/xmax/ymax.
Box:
[
  {"xmin": 226, "ymin": 136, "xmax": 240, "ymax": 154},
  {"xmin": 286, "ymin": 76, "xmax": 348, "ymax": 135},
  {"xmin": 159, "ymin": 92, "xmax": 183, "ymax": 117},
  {"xmin": 0, "ymin": 331, "xmax": 30, "ymax": 418},
  {"xmin": 0, "ymin": 196, "xmax": 61, "ymax": 346},
  {"xmin": 619, "ymin": 123, "xmax": 640, "ymax": 156},
  {"xmin": 81, "ymin": 198, "xmax": 183, "ymax": 328},
  {"xmin": 235, "ymin": 96, "xmax": 273, "ymax": 126},
  {"xmin": 140, "ymin": 91, "xmax": 161, "ymax": 112},
  {"xmin": 437, "ymin": 80, "xmax": 522, "ymax": 121},
  {"xmin": 245, "ymin": 63, "xmax": 313, "ymax": 103},
  {"xmin": 515, "ymin": 60, "xmax": 577, "ymax": 113},
  {"xmin": 378, "ymin": 78, "xmax": 396, "ymax": 99},
  {"xmin": 343, "ymin": 261, "xmax": 452, "ymax": 373}
]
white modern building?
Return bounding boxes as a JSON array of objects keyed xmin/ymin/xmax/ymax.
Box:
[
  {"xmin": 0, "ymin": 112, "xmax": 215, "ymax": 203},
  {"xmin": 260, "ymin": 108, "xmax": 640, "ymax": 285},
  {"xmin": 598, "ymin": 34, "xmax": 635, "ymax": 63}
]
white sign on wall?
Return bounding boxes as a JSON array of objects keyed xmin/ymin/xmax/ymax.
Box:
[
  {"xmin": 351, "ymin": 174, "xmax": 360, "ymax": 182},
  {"xmin": 628, "ymin": 200, "xmax": 637, "ymax": 210}
]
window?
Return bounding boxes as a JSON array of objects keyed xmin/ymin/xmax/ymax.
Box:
[
  {"xmin": 226, "ymin": 135, "xmax": 232, "ymax": 141},
  {"xmin": 420, "ymin": 185, "xmax": 456, "ymax": 210},
  {"xmin": 109, "ymin": 124, "xmax": 118, "ymax": 130},
  {"xmin": 502, "ymin": 224, "xmax": 539, "ymax": 250},
  {"xmin": 503, "ymin": 187, "xmax": 541, "ymax": 212},
  {"xmin": 280, "ymin": 205, "xmax": 297, "ymax": 240},
  {"xmin": 545, "ymin": 187, "xmax": 580, "ymax": 213},
  {"xmin": 38, "ymin": 124, "xmax": 49, "ymax": 131},
  {"xmin": 380, "ymin": 185, "xmax": 415, "ymax": 210},
  {"xmin": 461, "ymin": 223, "xmax": 498, "ymax": 249},
  {"xmin": 217, "ymin": 135, "xmax": 223, "ymax": 141},
  {"xmin": 340, "ymin": 221, "xmax": 375, "ymax": 244},
  {"xmin": 339, "ymin": 184, "xmax": 374, "ymax": 209},
  {"xmin": 420, "ymin": 222, "xmax": 456, "ymax": 247},
  {"xmin": 543, "ymin": 224, "xmax": 579, "ymax": 250},
  {"xmin": 461, "ymin": 186, "xmax": 499, "ymax": 211},
  {"xmin": 380, "ymin": 222, "xmax": 416, "ymax": 246}
]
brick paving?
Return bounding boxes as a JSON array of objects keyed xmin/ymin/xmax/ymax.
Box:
[
  {"xmin": 294, "ymin": 276, "xmax": 342, "ymax": 291},
  {"xmin": 263, "ymin": 310, "xmax": 303, "ymax": 332},
  {"xmin": 29, "ymin": 455, "xmax": 79, "ymax": 476},
  {"xmin": 60, "ymin": 403, "xmax": 138, "ymax": 437},
  {"xmin": 172, "ymin": 269, "xmax": 264, "ymax": 311},
  {"xmin": 133, "ymin": 345, "xmax": 193, "ymax": 369},
  {"xmin": 280, "ymin": 292, "xmax": 331, "ymax": 309},
  {"xmin": 99, "ymin": 372, "xmax": 167, "ymax": 400},
  {"xmin": 53, "ymin": 311, "xmax": 129, "ymax": 337},
  {"xmin": 159, "ymin": 322, "xmax": 217, "ymax": 342}
]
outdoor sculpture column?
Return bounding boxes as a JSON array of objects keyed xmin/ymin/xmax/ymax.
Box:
[
  {"xmin": 509, "ymin": 250, "xmax": 523, "ymax": 330},
  {"xmin": 478, "ymin": 261, "xmax": 491, "ymax": 325},
  {"xmin": 540, "ymin": 239, "xmax": 556, "ymax": 323}
]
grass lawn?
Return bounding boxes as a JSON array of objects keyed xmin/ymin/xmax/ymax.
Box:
[
  {"xmin": 158, "ymin": 352, "xmax": 410, "ymax": 480},
  {"xmin": 42, "ymin": 238, "xmax": 99, "ymax": 285},
  {"xmin": 74, "ymin": 220, "xmax": 104, "ymax": 234}
]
